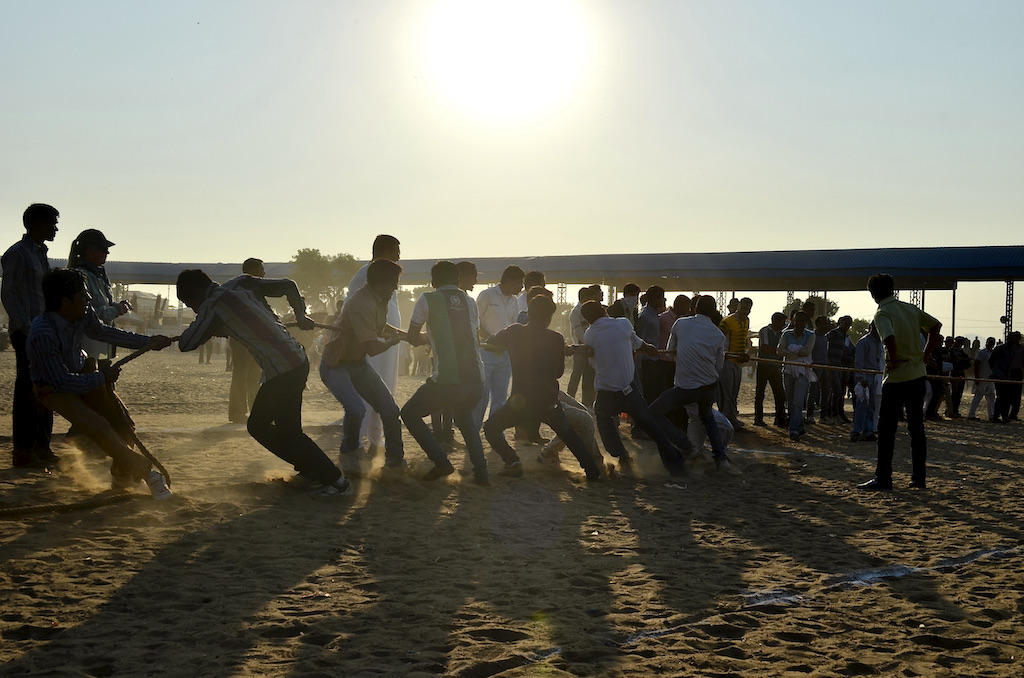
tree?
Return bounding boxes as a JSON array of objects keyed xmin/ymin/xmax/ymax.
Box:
[
  {"xmin": 289, "ymin": 249, "xmax": 360, "ymax": 312},
  {"xmin": 783, "ymin": 295, "xmax": 840, "ymax": 320}
]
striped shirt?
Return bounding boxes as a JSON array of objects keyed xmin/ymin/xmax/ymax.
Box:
[
  {"xmin": 27, "ymin": 308, "xmax": 150, "ymax": 394},
  {"xmin": 1, "ymin": 235, "xmax": 50, "ymax": 334},
  {"xmin": 178, "ymin": 276, "xmax": 308, "ymax": 381},
  {"xmin": 410, "ymin": 285, "xmax": 483, "ymax": 384}
]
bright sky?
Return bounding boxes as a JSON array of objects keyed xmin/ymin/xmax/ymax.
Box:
[{"xmin": 2, "ymin": 1, "xmax": 1022, "ymax": 336}]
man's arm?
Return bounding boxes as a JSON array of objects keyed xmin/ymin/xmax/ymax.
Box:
[
  {"xmin": 83, "ymin": 307, "xmax": 160, "ymax": 351},
  {"xmin": 252, "ymin": 278, "xmax": 313, "ymax": 328},
  {"xmin": 0, "ymin": 249, "xmax": 32, "ymax": 333},
  {"xmin": 179, "ymin": 300, "xmax": 222, "ymax": 352},
  {"xmin": 27, "ymin": 325, "xmax": 105, "ymax": 394}
]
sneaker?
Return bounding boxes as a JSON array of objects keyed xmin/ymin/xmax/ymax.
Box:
[
  {"xmin": 715, "ymin": 455, "xmax": 739, "ymax": 474},
  {"xmin": 339, "ymin": 452, "xmax": 363, "ymax": 478},
  {"xmin": 860, "ymin": 432, "xmax": 877, "ymax": 442},
  {"xmin": 318, "ymin": 477, "xmax": 354, "ymax": 496},
  {"xmin": 422, "ymin": 463, "xmax": 456, "ymax": 481},
  {"xmin": 498, "ymin": 461, "xmax": 524, "ymax": 478},
  {"xmin": 850, "ymin": 432, "xmax": 861, "ymax": 442},
  {"xmin": 380, "ymin": 461, "xmax": 408, "ymax": 480},
  {"xmin": 145, "ymin": 470, "xmax": 173, "ymax": 501}
]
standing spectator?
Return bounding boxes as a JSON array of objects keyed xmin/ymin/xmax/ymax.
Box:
[
  {"xmin": 636, "ymin": 286, "xmax": 667, "ymax": 405},
  {"xmin": 608, "ymin": 283, "xmax": 641, "ymax": 327},
  {"xmin": 566, "ymin": 286, "xmax": 596, "ymax": 408},
  {"xmin": 2, "ymin": 203, "xmax": 59, "ymax": 468},
  {"xmin": 228, "ymin": 257, "xmax": 267, "ymax": 423},
  {"xmin": 779, "ymin": 311, "xmax": 816, "ymax": 441},
  {"xmin": 718, "ymin": 297, "xmax": 752, "ymax": 430},
  {"xmin": 754, "ymin": 312, "xmax": 788, "ymax": 427},
  {"xmin": 945, "ymin": 336, "xmax": 972, "ymax": 418},
  {"xmin": 345, "ymin": 235, "xmax": 402, "ymax": 456},
  {"xmin": 858, "ymin": 274, "xmax": 941, "ymax": 491},
  {"xmin": 989, "ymin": 331, "xmax": 1023, "ymax": 424},
  {"xmin": 67, "ymin": 229, "xmax": 132, "ymax": 360},
  {"xmin": 474, "ymin": 265, "xmax": 525, "ymax": 425},
  {"xmin": 826, "ymin": 316, "xmax": 853, "ymax": 423},
  {"xmin": 808, "ymin": 316, "xmax": 832, "ymax": 424},
  {"xmin": 851, "ymin": 322, "xmax": 882, "ymax": 442},
  {"xmin": 968, "ymin": 337, "xmax": 996, "ymax": 421}
]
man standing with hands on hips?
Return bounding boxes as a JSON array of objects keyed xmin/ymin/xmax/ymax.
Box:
[{"xmin": 858, "ymin": 274, "xmax": 941, "ymax": 491}]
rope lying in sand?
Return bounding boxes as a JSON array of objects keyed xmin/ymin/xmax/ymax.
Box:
[{"xmin": 0, "ymin": 492, "xmax": 135, "ymax": 519}]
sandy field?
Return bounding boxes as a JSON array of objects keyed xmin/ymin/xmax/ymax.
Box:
[{"xmin": 1, "ymin": 348, "xmax": 1022, "ymax": 677}]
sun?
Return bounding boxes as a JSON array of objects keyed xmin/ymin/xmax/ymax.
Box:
[{"xmin": 421, "ymin": 0, "xmax": 593, "ymax": 122}]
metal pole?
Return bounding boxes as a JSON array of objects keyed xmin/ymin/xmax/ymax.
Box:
[{"xmin": 951, "ymin": 283, "xmax": 957, "ymax": 337}]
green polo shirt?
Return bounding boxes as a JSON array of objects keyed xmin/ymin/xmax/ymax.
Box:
[{"xmin": 873, "ymin": 296, "xmax": 940, "ymax": 384}]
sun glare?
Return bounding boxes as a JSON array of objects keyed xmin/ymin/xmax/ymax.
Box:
[{"xmin": 421, "ymin": 0, "xmax": 592, "ymax": 122}]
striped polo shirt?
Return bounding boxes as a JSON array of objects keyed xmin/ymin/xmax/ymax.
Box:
[{"xmin": 179, "ymin": 276, "xmax": 308, "ymax": 381}]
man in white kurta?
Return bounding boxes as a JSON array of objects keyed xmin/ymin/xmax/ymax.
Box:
[{"xmin": 344, "ymin": 235, "xmax": 401, "ymax": 454}]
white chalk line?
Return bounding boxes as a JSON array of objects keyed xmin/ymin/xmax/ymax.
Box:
[{"xmin": 619, "ymin": 545, "xmax": 1022, "ymax": 647}]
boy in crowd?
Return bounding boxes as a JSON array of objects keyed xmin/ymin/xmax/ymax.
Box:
[
  {"xmin": 27, "ymin": 269, "xmax": 174, "ymax": 498},
  {"xmin": 176, "ymin": 269, "xmax": 351, "ymax": 495}
]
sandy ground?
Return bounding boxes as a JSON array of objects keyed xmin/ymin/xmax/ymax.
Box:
[{"xmin": 1, "ymin": 349, "xmax": 1022, "ymax": 677}]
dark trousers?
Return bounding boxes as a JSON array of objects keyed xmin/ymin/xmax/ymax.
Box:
[
  {"xmin": 925, "ymin": 376, "xmax": 947, "ymax": 416},
  {"xmin": 566, "ymin": 353, "xmax": 595, "ymax": 409},
  {"xmin": 402, "ymin": 380, "xmax": 487, "ymax": 481},
  {"xmin": 639, "ymin": 359, "xmax": 670, "ymax": 406},
  {"xmin": 994, "ymin": 368, "xmax": 1023, "ymax": 421},
  {"xmin": 484, "ymin": 400, "xmax": 601, "ymax": 478},
  {"xmin": 247, "ymin": 361, "xmax": 341, "ymax": 485},
  {"xmin": 594, "ymin": 384, "xmax": 684, "ymax": 473},
  {"xmin": 875, "ymin": 376, "xmax": 927, "ymax": 485},
  {"xmin": 754, "ymin": 363, "xmax": 786, "ymax": 423},
  {"xmin": 650, "ymin": 382, "xmax": 726, "ymax": 459},
  {"xmin": 11, "ymin": 330, "xmax": 53, "ymax": 462}
]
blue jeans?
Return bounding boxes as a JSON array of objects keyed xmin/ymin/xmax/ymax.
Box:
[
  {"xmin": 718, "ymin": 361, "xmax": 742, "ymax": 426},
  {"xmin": 594, "ymin": 384, "xmax": 685, "ymax": 473},
  {"xmin": 402, "ymin": 380, "xmax": 487, "ymax": 481},
  {"xmin": 473, "ymin": 349, "xmax": 511, "ymax": 426},
  {"xmin": 853, "ymin": 381, "xmax": 877, "ymax": 435},
  {"xmin": 320, "ymin": 359, "xmax": 404, "ymax": 464},
  {"xmin": 785, "ymin": 373, "xmax": 810, "ymax": 435},
  {"xmin": 650, "ymin": 382, "xmax": 726, "ymax": 459}
]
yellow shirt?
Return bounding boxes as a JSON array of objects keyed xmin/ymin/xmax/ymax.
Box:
[
  {"xmin": 719, "ymin": 314, "xmax": 749, "ymax": 363},
  {"xmin": 873, "ymin": 296, "xmax": 940, "ymax": 384}
]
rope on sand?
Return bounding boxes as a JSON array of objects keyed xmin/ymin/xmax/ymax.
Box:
[{"xmin": 0, "ymin": 492, "xmax": 135, "ymax": 519}]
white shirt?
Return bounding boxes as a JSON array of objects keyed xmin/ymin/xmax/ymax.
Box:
[
  {"xmin": 584, "ymin": 316, "xmax": 642, "ymax": 392},
  {"xmin": 667, "ymin": 314, "xmax": 726, "ymax": 389},
  {"xmin": 569, "ymin": 303, "xmax": 587, "ymax": 344},
  {"xmin": 476, "ymin": 285, "xmax": 520, "ymax": 339}
]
